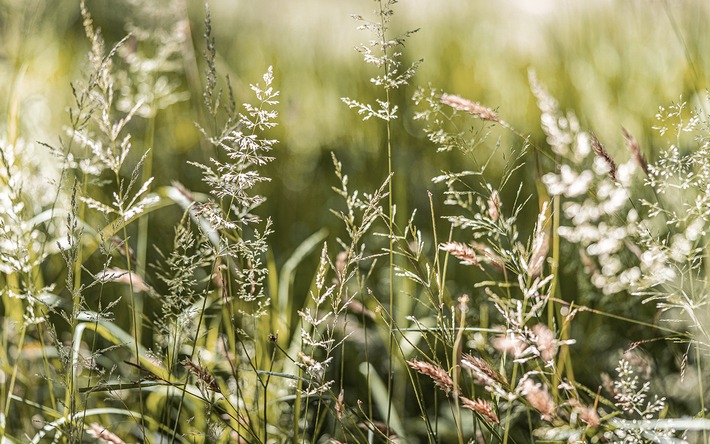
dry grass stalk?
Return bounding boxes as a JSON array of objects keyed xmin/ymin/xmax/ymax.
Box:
[
  {"xmin": 459, "ymin": 396, "xmax": 500, "ymax": 424},
  {"xmin": 440, "ymin": 242, "xmax": 484, "ymax": 269},
  {"xmin": 88, "ymin": 423, "xmax": 126, "ymax": 444},
  {"xmin": 230, "ymin": 430, "xmax": 250, "ymax": 444},
  {"xmin": 407, "ymin": 359, "xmax": 456, "ymax": 396},
  {"xmin": 440, "ymin": 93, "xmax": 499, "ymax": 122},
  {"xmin": 622, "ymin": 127, "xmax": 648, "ymax": 174},
  {"xmin": 590, "ymin": 132, "xmax": 617, "ymax": 181}
]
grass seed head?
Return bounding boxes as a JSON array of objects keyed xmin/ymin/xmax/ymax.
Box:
[
  {"xmin": 440, "ymin": 93, "xmax": 499, "ymax": 122},
  {"xmin": 335, "ymin": 389, "xmax": 345, "ymax": 420},
  {"xmin": 531, "ymin": 324, "xmax": 558, "ymax": 362},
  {"xmin": 407, "ymin": 359, "xmax": 456, "ymax": 396},
  {"xmin": 440, "ymin": 242, "xmax": 484, "ymax": 269},
  {"xmin": 590, "ymin": 132, "xmax": 617, "ymax": 181},
  {"xmin": 470, "ymin": 242, "xmax": 505, "ymax": 270},
  {"xmin": 459, "ymin": 397, "xmax": 500, "ymax": 424},
  {"xmin": 521, "ymin": 378, "xmax": 556, "ymax": 421},
  {"xmin": 461, "ymin": 354, "xmax": 508, "ymax": 387},
  {"xmin": 622, "ymin": 127, "xmax": 648, "ymax": 174},
  {"xmin": 487, "ymin": 190, "xmax": 501, "ymax": 221},
  {"xmin": 182, "ymin": 359, "xmax": 220, "ymax": 393},
  {"xmin": 569, "ymin": 399, "xmax": 601, "ymax": 427}
]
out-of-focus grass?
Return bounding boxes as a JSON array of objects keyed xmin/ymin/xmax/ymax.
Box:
[{"xmin": 3, "ymin": 0, "xmax": 708, "ymax": 258}]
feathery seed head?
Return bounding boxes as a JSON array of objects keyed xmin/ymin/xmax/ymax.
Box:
[
  {"xmin": 408, "ymin": 359, "xmax": 456, "ymax": 396},
  {"xmin": 461, "ymin": 354, "xmax": 508, "ymax": 386},
  {"xmin": 470, "ymin": 242, "xmax": 505, "ymax": 270},
  {"xmin": 531, "ymin": 324, "xmax": 558, "ymax": 362},
  {"xmin": 492, "ymin": 331, "xmax": 528, "ymax": 358},
  {"xmin": 460, "ymin": 397, "xmax": 500, "ymax": 424},
  {"xmin": 528, "ymin": 201, "xmax": 550, "ymax": 278},
  {"xmin": 569, "ymin": 399, "xmax": 601, "ymax": 427},
  {"xmin": 440, "ymin": 93, "xmax": 499, "ymax": 122},
  {"xmin": 487, "ymin": 190, "xmax": 501, "ymax": 221},
  {"xmin": 622, "ymin": 127, "xmax": 648, "ymax": 175},
  {"xmin": 440, "ymin": 242, "xmax": 483, "ymax": 269},
  {"xmin": 590, "ymin": 132, "xmax": 617, "ymax": 181},
  {"xmin": 521, "ymin": 378, "xmax": 556, "ymax": 421}
]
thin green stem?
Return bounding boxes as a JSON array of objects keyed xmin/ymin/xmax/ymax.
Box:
[
  {"xmin": 135, "ymin": 112, "xmax": 156, "ymax": 345},
  {"xmin": 452, "ymin": 305, "xmax": 465, "ymax": 444},
  {"xmin": 546, "ymin": 296, "xmax": 684, "ymax": 336},
  {"xmin": 697, "ymin": 344, "xmax": 707, "ymax": 443},
  {"xmin": 121, "ymin": 222, "xmax": 147, "ymax": 440},
  {"xmin": 263, "ymin": 344, "xmax": 276, "ymax": 444},
  {"xmin": 502, "ymin": 362, "xmax": 519, "ymax": 444},
  {"xmin": 2, "ymin": 324, "xmax": 26, "ymax": 423},
  {"xmin": 549, "ymin": 194, "xmax": 561, "ymax": 397},
  {"xmin": 376, "ymin": 0, "xmax": 397, "ymax": 431}
]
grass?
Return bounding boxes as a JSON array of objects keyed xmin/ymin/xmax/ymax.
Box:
[{"xmin": 1, "ymin": 0, "xmax": 710, "ymax": 443}]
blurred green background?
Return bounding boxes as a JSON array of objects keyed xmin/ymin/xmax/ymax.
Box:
[
  {"xmin": 2, "ymin": 0, "xmax": 707, "ymax": 252},
  {"xmin": 1, "ymin": 0, "xmax": 709, "ymax": 406}
]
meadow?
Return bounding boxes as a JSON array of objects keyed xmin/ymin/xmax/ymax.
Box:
[{"xmin": 1, "ymin": 0, "xmax": 710, "ymax": 442}]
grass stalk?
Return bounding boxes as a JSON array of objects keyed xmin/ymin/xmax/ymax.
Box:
[
  {"xmin": 697, "ymin": 344, "xmax": 707, "ymax": 443},
  {"xmin": 452, "ymin": 304, "xmax": 465, "ymax": 444},
  {"xmin": 135, "ymin": 112, "xmax": 156, "ymax": 345},
  {"xmin": 2, "ymin": 324, "xmax": 26, "ymax": 425},
  {"xmin": 120, "ymin": 222, "xmax": 147, "ymax": 439},
  {"xmin": 374, "ymin": 0, "xmax": 397, "ymax": 430}
]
